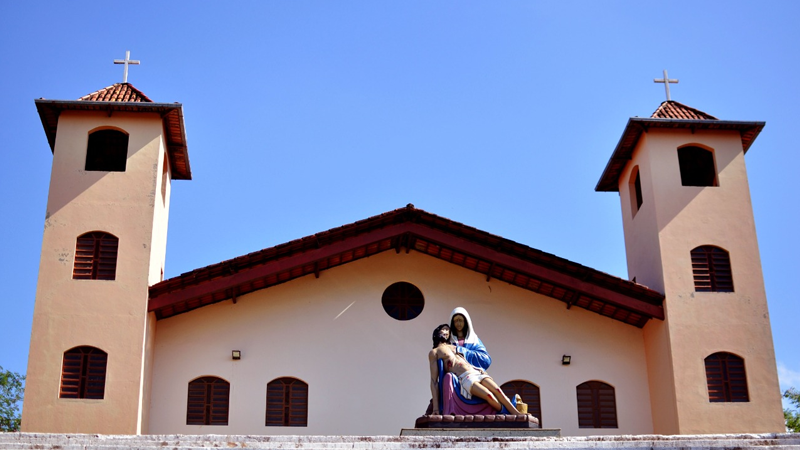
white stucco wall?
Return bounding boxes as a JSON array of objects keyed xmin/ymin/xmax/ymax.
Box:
[{"xmin": 149, "ymin": 250, "xmax": 653, "ymax": 436}]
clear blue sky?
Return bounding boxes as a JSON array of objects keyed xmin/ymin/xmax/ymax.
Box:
[{"xmin": 1, "ymin": 1, "xmax": 798, "ymax": 403}]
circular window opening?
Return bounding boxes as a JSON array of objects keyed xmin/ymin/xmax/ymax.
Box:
[{"xmin": 381, "ymin": 282, "xmax": 424, "ymax": 321}]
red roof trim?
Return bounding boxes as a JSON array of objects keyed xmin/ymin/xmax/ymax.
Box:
[{"xmin": 149, "ymin": 206, "xmax": 664, "ymax": 327}]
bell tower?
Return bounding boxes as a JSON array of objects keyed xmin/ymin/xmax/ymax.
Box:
[
  {"xmin": 596, "ymin": 99, "xmax": 784, "ymax": 433},
  {"xmin": 23, "ymin": 82, "xmax": 191, "ymax": 434}
]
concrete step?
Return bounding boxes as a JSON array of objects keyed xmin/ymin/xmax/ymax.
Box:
[{"xmin": 0, "ymin": 432, "xmax": 798, "ymax": 450}]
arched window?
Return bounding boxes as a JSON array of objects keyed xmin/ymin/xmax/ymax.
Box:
[
  {"xmin": 85, "ymin": 129, "xmax": 128, "ymax": 172},
  {"xmin": 691, "ymin": 245, "xmax": 734, "ymax": 292},
  {"xmin": 381, "ymin": 282, "xmax": 424, "ymax": 321},
  {"xmin": 705, "ymin": 352, "xmax": 749, "ymax": 402},
  {"xmin": 73, "ymin": 232, "xmax": 118, "ymax": 280},
  {"xmin": 186, "ymin": 376, "xmax": 230, "ymax": 425},
  {"xmin": 59, "ymin": 346, "xmax": 107, "ymax": 399},
  {"xmin": 678, "ymin": 146, "xmax": 717, "ymax": 187},
  {"xmin": 501, "ymin": 380, "xmax": 542, "ymax": 426},
  {"xmin": 576, "ymin": 381, "xmax": 617, "ymax": 428},
  {"xmin": 266, "ymin": 377, "xmax": 308, "ymax": 427},
  {"xmin": 628, "ymin": 166, "xmax": 643, "ymax": 217}
]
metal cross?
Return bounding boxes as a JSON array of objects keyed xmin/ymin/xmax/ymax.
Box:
[
  {"xmin": 654, "ymin": 69, "xmax": 679, "ymax": 101},
  {"xmin": 113, "ymin": 50, "xmax": 140, "ymax": 83}
]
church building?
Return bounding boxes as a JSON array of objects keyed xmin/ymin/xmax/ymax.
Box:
[{"xmin": 21, "ymin": 80, "xmax": 785, "ymax": 436}]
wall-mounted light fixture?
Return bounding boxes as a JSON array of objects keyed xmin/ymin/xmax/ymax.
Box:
[
  {"xmin": 561, "ymin": 355, "xmax": 571, "ymax": 365},
  {"xmin": 232, "ymin": 350, "xmax": 241, "ymax": 360}
]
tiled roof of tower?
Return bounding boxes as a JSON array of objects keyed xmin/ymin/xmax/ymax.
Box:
[
  {"xmin": 651, "ymin": 100, "xmax": 718, "ymax": 120},
  {"xmin": 78, "ymin": 83, "xmax": 153, "ymax": 102}
]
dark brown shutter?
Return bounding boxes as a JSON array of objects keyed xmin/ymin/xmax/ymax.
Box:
[
  {"xmin": 266, "ymin": 378, "xmax": 308, "ymax": 427},
  {"xmin": 501, "ymin": 380, "xmax": 542, "ymax": 426},
  {"xmin": 186, "ymin": 377, "xmax": 230, "ymax": 425},
  {"xmin": 59, "ymin": 347, "xmax": 107, "ymax": 399},
  {"xmin": 705, "ymin": 353, "xmax": 749, "ymax": 402},
  {"xmin": 576, "ymin": 381, "xmax": 617, "ymax": 428},
  {"xmin": 73, "ymin": 232, "xmax": 118, "ymax": 280},
  {"xmin": 691, "ymin": 246, "xmax": 733, "ymax": 292}
]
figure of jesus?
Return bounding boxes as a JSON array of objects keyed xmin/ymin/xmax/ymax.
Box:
[{"xmin": 428, "ymin": 324, "xmax": 523, "ymax": 416}]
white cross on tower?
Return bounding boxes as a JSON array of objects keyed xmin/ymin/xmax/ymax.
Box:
[
  {"xmin": 654, "ymin": 69, "xmax": 679, "ymax": 101},
  {"xmin": 114, "ymin": 50, "xmax": 140, "ymax": 83}
]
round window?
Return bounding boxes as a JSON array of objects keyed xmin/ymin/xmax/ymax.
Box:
[{"xmin": 381, "ymin": 282, "xmax": 424, "ymax": 321}]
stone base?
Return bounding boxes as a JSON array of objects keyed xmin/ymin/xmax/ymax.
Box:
[{"xmin": 414, "ymin": 413, "xmax": 539, "ymax": 429}]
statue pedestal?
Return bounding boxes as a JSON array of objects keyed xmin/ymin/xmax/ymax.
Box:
[
  {"xmin": 406, "ymin": 414, "xmax": 560, "ymax": 437},
  {"xmin": 413, "ymin": 413, "xmax": 542, "ymax": 429}
]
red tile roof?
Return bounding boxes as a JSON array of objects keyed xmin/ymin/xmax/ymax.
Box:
[
  {"xmin": 78, "ymin": 83, "xmax": 153, "ymax": 102},
  {"xmin": 149, "ymin": 205, "xmax": 665, "ymax": 327},
  {"xmin": 650, "ymin": 100, "xmax": 718, "ymax": 120}
]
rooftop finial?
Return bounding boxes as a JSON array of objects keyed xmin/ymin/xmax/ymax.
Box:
[
  {"xmin": 114, "ymin": 50, "xmax": 140, "ymax": 83},
  {"xmin": 654, "ymin": 69, "xmax": 679, "ymax": 101}
]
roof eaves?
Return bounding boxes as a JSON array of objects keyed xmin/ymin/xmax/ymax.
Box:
[
  {"xmin": 596, "ymin": 117, "xmax": 765, "ymax": 192},
  {"xmin": 149, "ymin": 206, "xmax": 665, "ymax": 325},
  {"xmin": 34, "ymin": 99, "xmax": 192, "ymax": 180}
]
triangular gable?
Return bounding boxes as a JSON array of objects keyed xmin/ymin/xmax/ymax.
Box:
[
  {"xmin": 149, "ymin": 205, "xmax": 664, "ymax": 327},
  {"xmin": 78, "ymin": 83, "xmax": 153, "ymax": 102}
]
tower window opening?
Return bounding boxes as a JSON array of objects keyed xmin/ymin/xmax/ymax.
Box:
[
  {"xmin": 678, "ymin": 146, "xmax": 717, "ymax": 187},
  {"xmin": 73, "ymin": 232, "xmax": 119, "ymax": 280},
  {"xmin": 691, "ymin": 245, "xmax": 734, "ymax": 292},
  {"xmin": 628, "ymin": 166, "xmax": 643, "ymax": 217},
  {"xmin": 59, "ymin": 346, "xmax": 107, "ymax": 399},
  {"xmin": 85, "ymin": 129, "xmax": 128, "ymax": 172},
  {"xmin": 705, "ymin": 352, "xmax": 749, "ymax": 402}
]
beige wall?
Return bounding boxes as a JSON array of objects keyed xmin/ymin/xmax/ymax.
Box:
[
  {"xmin": 149, "ymin": 251, "xmax": 653, "ymax": 436},
  {"xmin": 23, "ymin": 111, "xmax": 170, "ymax": 434},
  {"xmin": 619, "ymin": 128, "xmax": 784, "ymax": 434}
]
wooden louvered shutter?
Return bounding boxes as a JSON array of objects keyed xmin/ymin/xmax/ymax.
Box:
[
  {"xmin": 266, "ymin": 378, "xmax": 308, "ymax": 427},
  {"xmin": 59, "ymin": 347, "xmax": 107, "ymax": 399},
  {"xmin": 576, "ymin": 381, "xmax": 617, "ymax": 428},
  {"xmin": 186, "ymin": 377, "xmax": 230, "ymax": 425},
  {"xmin": 705, "ymin": 353, "xmax": 749, "ymax": 402},
  {"xmin": 73, "ymin": 232, "xmax": 118, "ymax": 280},
  {"xmin": 501, "ymin": 380, "xmax": 542, "ymax": 426},
  {"xmin": 691, "ymin": 246, "xmax": 733, "ymax": 292}
]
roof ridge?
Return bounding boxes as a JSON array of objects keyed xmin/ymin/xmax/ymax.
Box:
[
  {"xmin": 650, "ymin": 100, "xmax": 718, "ymax": 120},
  {"xmin": 78, "ymin": 83, "xmax": 153, "ymax": 102}
]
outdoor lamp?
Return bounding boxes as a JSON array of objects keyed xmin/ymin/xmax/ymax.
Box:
[
  {"xmin": 232, "ymin": 350, "xmax": 241, "ymax": 360},
  {"xmin": 562, "ymin": 354, "xmax": 571, "ymax": 365}
]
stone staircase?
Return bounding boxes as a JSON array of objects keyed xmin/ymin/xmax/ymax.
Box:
[{"xmin": 0, "ymin": 432, "xmax": 798, "ymax": 449}]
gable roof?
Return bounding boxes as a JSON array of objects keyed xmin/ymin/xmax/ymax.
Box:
[
  {"xmin": 595, "ymin": 101, "xmax": 764, "ymax": 192},
  {"xmin": 149, "ymin": 205, "xmax": 664, "ymax": 327},
  {"xmin": 34, "ymin": 83, "xmax": 192, "ymax": 180}
]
